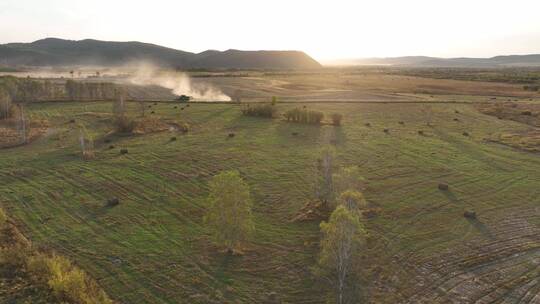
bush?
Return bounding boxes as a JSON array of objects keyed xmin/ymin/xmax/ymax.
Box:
[
  {"xmin": 28, "ymin": 253, "xmax": 112, "ymax": 304},
  {"xmin": 284, "ymin": 108, "xmax": 324, "ymax": 124},
  {"xmin": 241, "ymin": 104, "xmax": 277, "ymax": 118},
  {"xmin": 331, "ymin": 113, "xmax": 343, "ymax": 126}
]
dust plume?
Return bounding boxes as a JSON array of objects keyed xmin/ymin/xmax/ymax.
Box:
[{"xmin": 128, "ymin": 63, "xmax": 231, "ymax": 101}]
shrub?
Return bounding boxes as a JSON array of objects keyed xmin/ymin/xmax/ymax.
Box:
[
  {"xmin": 241, "ymin": 104, "xmax": 277, "ymax": 118},
  {"xmin": 331, "ymin": 113, "xmax": 343, "ymax": 126},
  {"xmin": 284, "ymin": 108, "xmax": 324, "ymax": 124}
]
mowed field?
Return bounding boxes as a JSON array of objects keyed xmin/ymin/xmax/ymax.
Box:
[{"xmin": 1, "ymin": 95, "xmax": 539, "ymax": 302}]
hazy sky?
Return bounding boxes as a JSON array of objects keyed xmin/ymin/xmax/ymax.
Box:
[{"xmin": 1, "ymin": 0, "xmax": 540, "ymax": 61}]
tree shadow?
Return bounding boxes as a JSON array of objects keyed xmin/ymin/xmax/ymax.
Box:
[{"xmin": 466, "ymin": 218, "xmax": 495, "ymax": 240}]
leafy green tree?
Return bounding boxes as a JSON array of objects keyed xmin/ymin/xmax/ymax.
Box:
[
  {"xmin": 319, "ymin": 206, "xmax": 365, "ymax": 304},
  {"xmin": 204, "ymin": 170, "xmax": 254, "ymax": 252}
]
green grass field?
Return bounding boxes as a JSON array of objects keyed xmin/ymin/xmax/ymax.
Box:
[{"xmin": 1, "ymin": 100, "xmax": 539, "ymax": 303}]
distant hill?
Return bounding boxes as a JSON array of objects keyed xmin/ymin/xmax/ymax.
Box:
[
  {"xmin": 0, "ymin": 38, "xmax": 322, "ymax": 69},
  {"xmin": 330, "ymin": 55, "xmax": 540, "ymax": 68}
]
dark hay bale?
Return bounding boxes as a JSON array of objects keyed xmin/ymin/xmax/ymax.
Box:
[
  {"xmin": 186, "ymin": 104, "xmax": 190, "ymax": 107},
  {"xmin": 69, "ymin": 119, "xmax": 76, "ymax": 123},
  {"xmin": 455, "ymin": 110, "xmax": 460, "ymax": 114},
  {"xmin": 438, "ymin": 183, "xmax": 449, "ymax": 191},
  {"xmin": 120, "ymin": 149, "xmax": 128, "ymax": 155},
  {"xmin": 292, "ymin": 132, "xmax": 299, "ymax": 136},
  {"xmin": 453, "ymin": 118, "xmax": 460, "ymax": 122},
  {"xmin": 464, "ymin": 210, "xmax": 476, "ymax": 219},
  {"xmin": 462, "ymin": 131, "xmax": 469, "ymax": 136},
  {"xmin": 383, "ymin": 128, "xmax": 389, "ymax": 133},
  {"xmin": 151, "ymin": 111, "xmax": 155, "ymax": 114},
  {"xmin": 365, "ymin": 122, "xmax": 371, "ymax": 127},
  {"xmin": 302, "ymin": 105, "xmax": 307, "ymax": 109},
  {"xmin": 228, "ymin": 133, "xmax": 235, "ymax": 138},
  {"xmin": 104, "ymin": 139, "xmax": 111, "ymax": 143},
  {"xmin": 107, "ymin": 198, "xmax": 119, "ymax": 207},
  {"xmin": 148, "ymin": 105, "xmax": 152, "ymax": 108},
  {"xmin": 521, "ymin": 110, "xmax": 532, "ymax": 116},
  {"xmin": 174, "ymin": 106, "xmax": 178, "ymax": 109},
  {"xmin": 108, "ymin": 145, "xmax": 115, "ymax": 150},
  {"xmin": 398, "ymin": 121, "xmax": 404, "ymax": 125},
  {"xmin": 181, "ymin": 107, "xmax": 185, "ymax": 110},
  {"xmin": 170, "ymin": 137, "xmax": 177, "ymax": 141},
  {"xmin": 418, "ymin": 130, "xmax": 424, "ymax": 135}
]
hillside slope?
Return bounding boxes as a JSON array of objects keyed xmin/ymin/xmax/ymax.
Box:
[{"xmin": 0, "ymin": 38, "xmax": 322, "ymax": 69}]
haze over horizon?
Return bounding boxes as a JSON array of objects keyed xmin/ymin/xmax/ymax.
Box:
[{"xmin": 1, "ymin": 0, "xmax": 540, "ymax": 62}]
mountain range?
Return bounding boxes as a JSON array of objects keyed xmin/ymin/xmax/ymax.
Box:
[
  {"xmin": 0, "ymin": 38, "xmax": 322, "ymax": 69},
  {"xmin": 328, "ymin": 55, "xmax": 540, "ymax": 68}
]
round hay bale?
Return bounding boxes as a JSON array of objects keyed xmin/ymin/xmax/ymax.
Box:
[
  {"xmin": 154, "ymin": 102, "xmax": 158, "ymax": 105},
  {"xmin": 398, "ymin": 121, "xmax": 404, "ymax": 125},
  {"xmin": 383, "ymin": 128, "xmax": 389, "ymax": 133},
  {"xmin": 453, "ymin": 118, "xmax": 460, "ymax": 122},
  {"xmin": 150, "ymin": 111, "xmax": 155, "ymax": 114},
  {"xmin": 292, "ymin": 132, "xmax": 299, "ymax": 136},
  {"xmin": 521, "ymin": 110, "xmax": 532, "ymax": 116},
  {"xmin": 69, "ymin": 119, "xmax": 76, "ymax": 123},
  {"xmin": 464, "ymin": 210, "xmax": 476, "ymax": 219},
  {"xmin": 109, "ymin": 145, "xmax": 115, "ymax": 149},
  {"xmin": 455, "ymin": 110, "xmax": 460, "ymax": 114},
  {"xmin": 107, "ymin": 198, "xmax": 119, "ymax": 207},
  {"xmin": 104, "ymin": 139, "xmax": 111, "ymax": 143},
  {"xmin": 228, "ymin": 133, "xmax": 235, "ymax": 138},
  {"xmin": 181, "ymin": 107, "xmax": 185, "ymax": 110},
  {"xmin": 418, "ymin": 130, "xmax": 424, "ymax": 135},
  {"xmin": 170, "ymin": 137, "xmax": 177, "ymax": 141},
  {"xmin": 174, "ymin": 106, "xmax": 178, "ymax": 109},
  {"xmin": 120, "ymin": 148, "xmax": 129, "ymax": 155},
  {"xmin": 365, "ymin": 123, "xmax": 371, "ymax": 127},
  {"xmin": 186, "ymin": 104, "xmax": 190, "ymax": 107},
  {"xmin": 438, "ymin": 183, "xmax": 449, "ymax": 191},
  {"xmin": 462, "ymin": 131, "xmax": 469, "ymax": 136}
]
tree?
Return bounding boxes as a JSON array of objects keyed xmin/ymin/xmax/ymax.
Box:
[
  {"xmin": 271, "ymin": 96, "xmax": 278, "ymax": 105},
  {"xmin": 331, "ymin": 113, "xmax": 343, "ymax": 126},
  {"xmin": 316, "ymin": 147, "xmax": 335, "ymax": 205},
  {"xmin": 204, "ymin": 170, "xmax": 254, "ymax": 252},
  {"xmin": 0, "ymin": 88, "xmax": 13, "ymax": 119},
  {"xmin": 338, "ymin": 190, "xmax": 367, "ymax": 214},
  {"xmin": 319, "ymin": 206, "xmax": 365, "ymax": 304},
  {"xmin": 333, "ymin": 166, "xmax": 365, "ymax": 196}
]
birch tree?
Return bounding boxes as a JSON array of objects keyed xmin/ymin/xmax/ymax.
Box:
[
  {"xmin": 204, "ymin": 170, "xmax": 254, "ymax": 252},
  {"xmin": 319, "ymin": 206, "xmax": 365, "ymax": 304}
]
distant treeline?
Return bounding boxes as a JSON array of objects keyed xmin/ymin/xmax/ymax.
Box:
[{"xmin": 0, "ymin": 76, "xmax": 120, "ymax": 102}]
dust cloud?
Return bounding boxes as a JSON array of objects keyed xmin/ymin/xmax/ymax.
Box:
[{"xmin": 128, "ymin": 63, "xmax": 231, "ymax": 101}]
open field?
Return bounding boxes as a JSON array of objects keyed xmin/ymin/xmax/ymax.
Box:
[{"xmin": 1, "ymin": 83, "xmax": 539, "ymax": 303}]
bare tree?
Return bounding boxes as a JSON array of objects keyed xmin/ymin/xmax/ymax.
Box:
[
  {"xmin": 0, "ymin": 88, "xmax": 12, "ymax": 119},
  {"xmin": 18, "ymin": 104, "xmax": 27, "ymax": 144},
  {"xmin": 79, "ymin": 126, "xmax": 94, "ymax": 160}
]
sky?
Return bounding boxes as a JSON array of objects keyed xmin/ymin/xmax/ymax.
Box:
[{"xmin": 1, "ymin": 0, "xmax": 540, "ymax": 62}]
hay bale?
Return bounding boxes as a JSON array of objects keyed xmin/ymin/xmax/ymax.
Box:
[
  {"xmin": 107, "ymin": 198, "xmax": 119, "ymax": 207},
  {"xmin": 109, "ymin": 145, "xmax": 115, "ymax": 149},
  {"xmin": 154, "ymin": 102, "xmax": 157, "ymax": 105},
  {"xmin": 453, "ymin": 118, "xmax": 460, "ymax": 122},
  {"xmin": 398, "ymin": 121, "xmax": 404, "ymax": 125},
  {"xmin": 120, "ymin": 148, "xmax": 128, "ymax": 155},
  {"xmin": 365, "ymin": 123, "xmax": 371, "ymax": 127},
  {"xmin": 228, "ymin": 133, "xmax": 235, "ymax": 138},
  {"xmin": 438, "ymin": 183, "xmax": 449, "ymax": 191},
  {"xmin": 69, "ymin": 119, "xmax": 76, "ymax": 123},
  {"xmin": 464, "ymin": 210, "xmax": 476, "ymax": 219},
  {"xmin": 455, "ymin": 110, "xmax": 460, "ymax": 114},
  {"xmin": 462, "ymin": 132, "xmax": 469, "ymax": 136},
  {"xmin": 181, "ymin": 107, "xmax": 185, "ymax": 110},
  {"xmin": 521, "ymin": 110, "xmax": 532, "ymax": 116},
  {"xmin": 104, "ymin": 139, "xmax": 111, "ymax": 143},
  {"xmin": 418, "ymin": 130, "xmax": 424, "ymax": 135},
  {"xmin": 383, "ymin": 128, "xmax": 389, "ymax": 133},
  {"xmin": 292, "ymin": 132, "xmax": 299, "ymax": 136},
  {"xmin": 174, "ymin": 106, "xmax": 178, "ymax": 109},
  {"xmin": 150, "ymin": 111, "xmax": 155, "ymax": 114},
  {"xmin": 186, "ymin": 104, "xmax": 190, "ymax": 107},
  {"xmin": 170, "ymin": 137, "xmax": 177, "ymax": 141}
]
